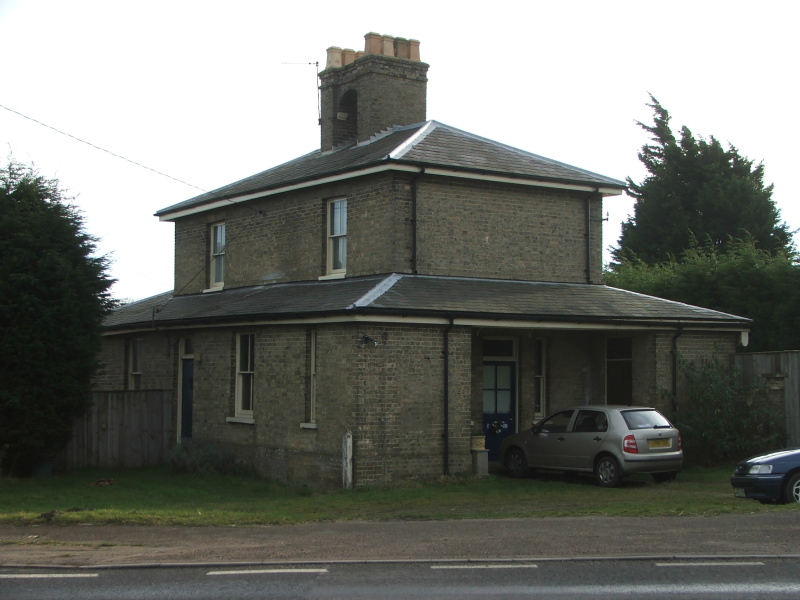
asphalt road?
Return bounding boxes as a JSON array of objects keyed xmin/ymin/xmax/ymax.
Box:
[
  {"xmin": 1, "ymin": 512, "xmax": 799, "ymax": 568},
  {"xmin": 4, "ymin": 559, "xmax": 800, "ymax": 599}
]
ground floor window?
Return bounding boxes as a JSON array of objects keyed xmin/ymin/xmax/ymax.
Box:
[
  {"xmin": 127, "ymin": 338, "xmax": 141, "ymax": 390},
  {"xmin": 236, "ymin": 333, "xmax": 255, "ymax": 418}
]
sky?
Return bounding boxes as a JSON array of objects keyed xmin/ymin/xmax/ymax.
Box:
[{"xmin": 1, "ymin": 0, "xmax": 797, "ymax": 301}]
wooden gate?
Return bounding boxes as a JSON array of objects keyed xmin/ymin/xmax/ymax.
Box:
[
  {"xmin": 60, "ymin": 391, "xmax": 173, "ymax": 469},
  {"xmin": 734, "ymin": 351, "xmax": 800, "ymax": 447}
]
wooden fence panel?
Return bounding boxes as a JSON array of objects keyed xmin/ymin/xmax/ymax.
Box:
[
  {"xmin": 59, "ymin": 391, "xmax": 173, "ymax": 469},
  {"xmin": 734, "ymin": 351, "xmax": 800, "ymax": 447}
]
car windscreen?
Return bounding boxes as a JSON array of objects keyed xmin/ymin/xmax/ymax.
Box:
[{"xmin": 621, "ymin": 409, "xmax": 672, "ymax": 430}]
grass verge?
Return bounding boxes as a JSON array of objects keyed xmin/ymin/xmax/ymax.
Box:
[{"xmin": 0, "ymin": 466, "xmax": 795, "ymax": 526}]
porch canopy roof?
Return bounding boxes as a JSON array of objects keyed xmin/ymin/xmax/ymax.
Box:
[{"xmin": 104, "ymin": 274, "xmax": 751, "ymax": 334}]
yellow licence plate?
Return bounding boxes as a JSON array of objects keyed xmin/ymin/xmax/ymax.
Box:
[{"xmin": 648, "ymin": 438, "xmax": 671, "ymax": 449}]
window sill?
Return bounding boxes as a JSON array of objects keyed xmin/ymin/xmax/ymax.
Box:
[
  {"xmin": 203, "ymin": 286, "xmax": 224, "ymax": 293},
  {"xmin": 318, "ymin": 272, "xmax": 345, "ymax": 281},
  {"xmin": 300, "ymin": 422, "xmax": 318, "ymax": 430},
  {"xmin": 226, "ymin": 416, "xmax": 255, "ymax": 425}
]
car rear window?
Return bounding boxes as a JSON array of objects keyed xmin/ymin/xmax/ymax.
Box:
[{"xmin": 621, "ymin": 409, "xmax": 672, "ymax": 430}]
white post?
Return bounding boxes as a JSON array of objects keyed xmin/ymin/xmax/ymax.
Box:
[{"xmin": 342, "ymin": 430, "xmax": 353, "ymax": 489}]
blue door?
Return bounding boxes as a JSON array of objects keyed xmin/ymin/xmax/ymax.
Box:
[{"xmin": 483, "ymin": 362, "xmax": 516, "ymax": 461}]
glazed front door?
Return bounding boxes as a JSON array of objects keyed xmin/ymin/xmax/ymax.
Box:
[{"xmin": 483, "ymin": 362, "xmax": 516, "ymax": 461}]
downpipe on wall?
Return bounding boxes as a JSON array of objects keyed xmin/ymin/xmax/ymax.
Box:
[{"xmin": 443, "ymin": 317, "xmax": 454, "ymax": 476}]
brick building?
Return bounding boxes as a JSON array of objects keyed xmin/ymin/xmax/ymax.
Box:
[{"xmin": 98, "ymin": 33, "xmax": 750, "ymax": 487}]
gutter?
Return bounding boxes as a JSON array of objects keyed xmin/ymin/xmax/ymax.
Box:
[{"xmin": 157, "ymin": 162, "xmax": 625, "ymax": 221}]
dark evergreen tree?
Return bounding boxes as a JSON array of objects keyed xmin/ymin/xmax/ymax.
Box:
[
  {"xmin": 0, "ymin": 159, "xmax": 115, "ymax": 475},
  {"xmin": 613, "ymin": 95, "xmax": 792, "ymax": 265}
]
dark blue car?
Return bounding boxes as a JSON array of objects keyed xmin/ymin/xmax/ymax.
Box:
[{"xmin": 730, "ymin": 448, "xmax": 800, "ymax": 504}]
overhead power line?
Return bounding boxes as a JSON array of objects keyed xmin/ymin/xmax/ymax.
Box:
[{"xmin": 0, "ymin": 102, "xmax": 208, "ymax": 193}]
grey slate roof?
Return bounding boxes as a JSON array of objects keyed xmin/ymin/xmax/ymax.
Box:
[
  {"xmin": 105, "ymin": 274, "xmax": 750, "ymax": 332},
  {"xmin": 156, "ymin": 121, "xmax": 627, "ymax": 218}
]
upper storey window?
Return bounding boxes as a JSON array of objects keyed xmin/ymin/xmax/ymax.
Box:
[
  {"xmin": 327, "ymin": 199, "xmax": 347, "ymax": 275},
  {"xmin": 210, "ymin": 222, "xmax": 226, "ymax": 289}
]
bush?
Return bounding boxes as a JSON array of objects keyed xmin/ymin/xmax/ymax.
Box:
[
  {"xmin": 164, "ymin": 441, "xmax": 253, "ymax": 476},
  {"xmin": 672, "ymin": 355, "xmax": 784, "ymax": 466}
]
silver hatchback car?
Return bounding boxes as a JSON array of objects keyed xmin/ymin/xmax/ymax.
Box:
[{"xmin": 500, "ymin": 405, "xmax": 683, "ymax": 487}]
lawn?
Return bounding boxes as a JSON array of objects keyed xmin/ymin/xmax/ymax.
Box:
[{"xmin": 0, "ymin": 466, "xmax": 795, "ymax": 526}]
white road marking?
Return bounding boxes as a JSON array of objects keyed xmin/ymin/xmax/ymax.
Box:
[
  {"xmin": 207, "ymin": 568, "xmax": 328, "ymax": 576},
  {"xmin": 655, "ymin": 561, "xmax": 765, "ymax": 567},
  {"xmin": 0, "ymin": 574, "xmax": 99, "ymax": 579},
  {"xmin": 431, "ymin": 564, "xmax": 538, "ymax": 570}
]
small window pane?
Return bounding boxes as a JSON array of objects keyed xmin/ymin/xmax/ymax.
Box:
[
  {"xmin": 239, "ymin": 335, "xmax": 254, "ymax": 371},
  {"xmin": 496, "ymin": 391, "xmax": 511, "ymax": 413},
  {"xmin": 332, "ymin": 237, "xmax": 346, "ymax": 271},
  {"xmin": 483, "ymin": 390, "xmax": 495, "ymax": 413},
  {"xmin": 213, "ymin": 255, "xmax": 224, "ymax": 283},
  {"xmin": 496, "ymin": 365, "xmax": 511, "ymax": 388},
  {"xmin": 212, "ymin": 224, "xmax": 226, "ymax": 253},
  {"xmin": 330, "ymin": 200, "xmax": 347, "ymax": 235},
  {"xmin": 240, "ymin": 374, "xmax": 253, "ymax": 412},
  {"xmin": 483, "ymin": 367, "xmax": 496, "ymax": 389}
]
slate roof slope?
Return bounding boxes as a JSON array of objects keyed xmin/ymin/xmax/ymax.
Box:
[
  {"xmin": 156, "ymin": 121, "xmax": 626, "ymax": 218},
  {"xmin": 105, "ymin": 274, "xmax": 749, "ymax": 332}
]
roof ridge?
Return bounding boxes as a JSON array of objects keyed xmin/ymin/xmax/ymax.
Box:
[
  {"xmin": 387, "ymin": 121, "xmax": 439, "ymax": 160},
  {"xmin": 349, "ymin": 273, "xmax": 404, "ymax": 308}
]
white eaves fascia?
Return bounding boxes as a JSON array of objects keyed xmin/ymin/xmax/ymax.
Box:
[{"xmin": 159, "ymin": 164, "xmax": 624, "ymax": 222}]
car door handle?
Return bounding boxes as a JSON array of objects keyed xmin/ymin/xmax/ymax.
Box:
[
  {"xmin": 557, "ymin": 437, "xmax": 565, "ymax": 442},
  {"xmin": 593, "ymin": 436, "xmax": 602, "ymax": 442}
]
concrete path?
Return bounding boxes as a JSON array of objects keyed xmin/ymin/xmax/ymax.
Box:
[{"xmin": 1, "ymin": 512, "xmax": 799, "ymax": 568}]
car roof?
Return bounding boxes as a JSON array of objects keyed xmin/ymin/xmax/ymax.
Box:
[{"xmin": 562, "ymin": 405, "xmax": 657, "ymax": 412}]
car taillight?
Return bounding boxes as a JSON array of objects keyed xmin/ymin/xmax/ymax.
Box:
[
  {"xmin": 678, "ymin": 433, "xmax": 682, "ymax": 450},
  {"xmin": 623, "ymin": 435, "xmax": 638, "ymax": 454}
]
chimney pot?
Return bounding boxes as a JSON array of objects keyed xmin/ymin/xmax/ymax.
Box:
[
  {"xmin": 395, "ymin": 37, "xmax": 409, "ymax": 59},
  {"xmin": 381, "ymin": 35, "xmax": 395, "ymax": 57},
  {"xmin": 326, "ymin": 46, "xmax": 343, "ymax": 69},
  {"xmin": 364, "ymin": 32, "xmax": 382, "ymax": 55},
  {"xmin": 408, "ymin": 39, "xmax": 421, "ymax": 61}
]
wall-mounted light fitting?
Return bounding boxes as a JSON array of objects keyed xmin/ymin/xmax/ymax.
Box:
[{"xmin": 358, "ymin": 335, "xmax": 378, "ymax": 348}]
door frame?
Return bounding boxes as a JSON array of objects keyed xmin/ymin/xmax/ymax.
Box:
[{"xmin": 482, "ymin": 337, "xmax": 518, "ymax": 461}]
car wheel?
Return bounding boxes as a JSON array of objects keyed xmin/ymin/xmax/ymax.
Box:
[
  {"xmin": 504, "ymin": 448, "xmax": 528, "ymax": 478},
  {"xmin": 595, "ymin": 455, "xmax": 622, "ymax": 487},
  {"xmin": 651, "ymin": 471, "xmax": 678, "ymax": 483},
  {"xmin": 784, "ymin": 472, "xmax": 800, "ymax": 504}
]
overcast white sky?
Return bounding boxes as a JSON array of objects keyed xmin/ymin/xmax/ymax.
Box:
[{"xmin": 2, "ymin": 0, "xmax": 797, "ymax": 301}]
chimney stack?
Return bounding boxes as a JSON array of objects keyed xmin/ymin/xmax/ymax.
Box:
[{"xmin": 319, "ymin": 32, "xmax": 429, "ymax": 151}]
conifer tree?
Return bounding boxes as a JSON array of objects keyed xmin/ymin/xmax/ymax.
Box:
[
  {"xmin": 614, "ymin": 96, "xmax": 792, "ymax": 265},
  {"xmin": 0, "ymin": 159, "xmax": 115, "ymax": 475}
]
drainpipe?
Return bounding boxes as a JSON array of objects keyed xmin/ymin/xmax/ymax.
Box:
[
  {"xmin": 585, "ymin": 191, "xmax": 602, "ymax": 284},
  {"xmin": 411, "ymin": 168, "xmax": 425, "ymax": 274},
  {"xmin": 443, "ymin": 317, "xmax": 454, "ymax": 476},
  {"xmin": 585, "ymin": 195, "xmax": 592, "ymax": 284},
  {"xmin": 671, "ymin": 327, "xmax": 684, "ymax": 413}
]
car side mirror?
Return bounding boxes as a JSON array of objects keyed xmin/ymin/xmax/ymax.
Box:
[{"xmin": 532, "ymin": 422, "xmax": 541, "ymax": 433}]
